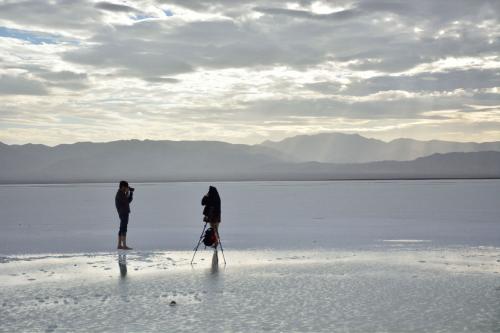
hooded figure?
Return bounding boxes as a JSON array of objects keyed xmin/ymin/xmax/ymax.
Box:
[
  {"xmin": 202, "ymin": 186, "xmax": 221, "ymax": 224},
  {"xmin": 201, "ymin": 186, "xmax": 221, "ymax": 247}
]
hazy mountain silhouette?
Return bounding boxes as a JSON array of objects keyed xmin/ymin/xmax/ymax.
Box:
[
  {"xmin": 0, "ymin": 140, "xmax": 288, "ymax": 183},
  {"xmin": 260, "ymin": 133, "xmax": 500, "ymax": 163},
  {"xmin": 257, "ymin": 151, "xmax": 500, "ymax": 180},
  {"xmin": 1, "ymin": 139, "xmax": 499, "ymax": 183}
]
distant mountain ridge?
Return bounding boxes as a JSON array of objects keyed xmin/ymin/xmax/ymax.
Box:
[
  {"xmin": 260, "ymin": 133, "xmax": 500, "ymax": 163},
  {"xmin": 1, "ymin": 136, "xmax": 500, "ymax": 182},
  {"xmin": 256, "ymin": 151, "xmax": 500, "ymax": 180},
  {"xmin": 0, "ymin": 139, "xmax": 289, "ymax": 183}
]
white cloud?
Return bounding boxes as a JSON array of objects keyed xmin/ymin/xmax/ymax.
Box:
[{"xmin": 0, "ymin": 0, "xmax": 499, "ymax": 145}]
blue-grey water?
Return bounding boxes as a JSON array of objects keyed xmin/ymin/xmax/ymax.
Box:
[{"xmin": 1, "ymin": 179, "xmax": 499, "ymax": 254}]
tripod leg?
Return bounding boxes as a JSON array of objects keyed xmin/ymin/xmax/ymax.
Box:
[
  {"xmin": 190, "ymin": 223, "xmax": 207, "ymax": 265},
  {"xmin": 215, "ymin": 229, "xmax": 226, "ymax": 265}
]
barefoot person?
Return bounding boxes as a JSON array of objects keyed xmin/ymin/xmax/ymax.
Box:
[
  {"xmin": 201, "ymin": 186, "xmax": 221, "ymax": 246},
  {"xmin": 115, "ymin": 180, "xmax": 134, "ymax": 250}
]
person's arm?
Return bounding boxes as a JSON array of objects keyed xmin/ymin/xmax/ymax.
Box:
[{"xmin": 128, "ymin": 191, "xmax": 133, "ymax": 203}]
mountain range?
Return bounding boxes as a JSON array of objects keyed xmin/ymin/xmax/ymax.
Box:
[
  {"xmin": 0, "ymin": 133, "xmax": 499, "ymax": 183},
  {"xmin": 261, "ymin": 133, "xmax": 500, "ymax": 163}
]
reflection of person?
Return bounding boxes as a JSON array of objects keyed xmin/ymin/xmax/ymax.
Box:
[
  {"xmin": 115, "ymin": 180, "xmax": 134, "ymax": 250},
  {"xmin": 211, "ymin": 249, "xmax": 219, "ymax": 274},
  {"xmin": 118, "ymin": 253, "xmax": 127, "ymax": 277},
  {"xmin": 210, "ymin": 249, "xmax": 219, "ymax": 274},
  {"xmin": 201, "ymin": 186, "xmax": 221, "ymax": 246}
]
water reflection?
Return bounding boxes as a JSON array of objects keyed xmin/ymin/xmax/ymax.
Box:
[
  {"xmin": 118, "ymin": 253, "xmax": 127, "ymax": 278},
  {"xmin": 117, "ymin": 253, "xmax": 130, "ymax": 303},
  {"xmin": 211, "ymin": 249, "xmax": 219, "ymax": 274}
]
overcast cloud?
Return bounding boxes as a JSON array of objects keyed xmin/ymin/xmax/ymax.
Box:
[{"xmin": 0, "ymin": 0, "xmax": 499, "ymax": 145}]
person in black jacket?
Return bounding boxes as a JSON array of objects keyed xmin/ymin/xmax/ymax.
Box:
[
  {"xmin": 201, "ymin": 186, "xmax": 221, "ymax": 246},
  {"xmin": 115, "ymin": 180, "xmax": 134, "ymax": 250}
]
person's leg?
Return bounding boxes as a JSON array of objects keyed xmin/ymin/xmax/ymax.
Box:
[
  {"xmin": 118, "ymin": 220, "xmax": 123, "ymax": 249},
  {"xmin": 118, "ymin": 214, "xmax": 128, "ymax": 249},
  {"xmin": 122, "ymin": 214, "xmax": 132, "ymax": 250},
  {"xmin": 117, "ymin": 234, "xmax": 123, "ymax": 249},
  {"xmin": 210, "ymin": 222, "xmax": 220, "ymax": 247}
]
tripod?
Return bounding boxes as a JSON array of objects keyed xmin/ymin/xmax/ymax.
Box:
[{"xmin": 190, "ymin": 222, "xmax": 227, "ymax": 265}]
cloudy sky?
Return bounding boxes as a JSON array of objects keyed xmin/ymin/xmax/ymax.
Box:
[{"xmin": 0, "ymin": 0, "xmax": 499, "ymax": 145}]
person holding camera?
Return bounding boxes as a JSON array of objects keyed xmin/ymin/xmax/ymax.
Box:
[{"xmin": 115, "ymin": 180, "xmax": 134, "ymax": 250}]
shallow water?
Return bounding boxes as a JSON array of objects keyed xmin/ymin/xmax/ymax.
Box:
[
  {"xmin": 1, "ymin": 247, "xmax": 500, "ymax": 332},
  {"xmin": 1, "ymin": 180, "xmax": 500, "ymax": 254}
]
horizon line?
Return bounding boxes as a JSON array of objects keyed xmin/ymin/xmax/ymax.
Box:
[{"xmin": 2, "ymin": 131, "xmax": 500, "ymax": 148}]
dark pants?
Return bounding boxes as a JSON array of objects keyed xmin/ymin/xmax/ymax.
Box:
[{"xmin": 118, "ymin": 214, "xmax": 129, "ymax": 236}]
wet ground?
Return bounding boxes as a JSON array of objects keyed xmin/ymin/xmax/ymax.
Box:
[{"xmin": 1, "ymin": 246, "xmax": 500, "ymax": 332}]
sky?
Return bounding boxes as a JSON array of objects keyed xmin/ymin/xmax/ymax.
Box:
[{"xmin": 0, "ymin": 0, "xmax": 499, "ymax": 146}]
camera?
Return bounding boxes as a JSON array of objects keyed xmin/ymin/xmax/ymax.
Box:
[{"xmin": 129, "ymin": 187, "xmax": 135, "ymax": 192}]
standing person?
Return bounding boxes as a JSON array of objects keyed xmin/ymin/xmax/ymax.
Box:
[
  {"xmin": 115, "ymin": 180, "xmax": 134, "ymax": 250},
  {"xmin": 201, "ymin": 186, "xmax": 221, "ymax": 246}
]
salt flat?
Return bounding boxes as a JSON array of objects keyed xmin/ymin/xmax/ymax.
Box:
[
  {"xmin": 1, "ymin": 180, "xmax": 500, "ymax": 254},
  {"xmin": 1, "ymin": 247, "xmax": 500, "ymax": 332},
  {"xmin": 1, "ymin": 180, "xmax": 500, "ymax": 332}
]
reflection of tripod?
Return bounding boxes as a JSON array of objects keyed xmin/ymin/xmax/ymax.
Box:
[{"xmin": 190, "ymin": 222, "xmax": 227, "ymax": 265}]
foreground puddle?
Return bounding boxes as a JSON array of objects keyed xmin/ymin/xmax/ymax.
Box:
[{"xmin": 1, "ymin": 247, "xmax": 500, "ymax": 332}]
